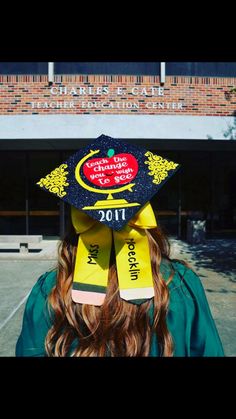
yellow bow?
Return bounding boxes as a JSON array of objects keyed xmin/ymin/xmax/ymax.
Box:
[{"xmin": 71, "ymin": 202, "xmax": 157, "ymax": 306}]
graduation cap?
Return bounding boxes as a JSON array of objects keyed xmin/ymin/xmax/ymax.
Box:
[{"xmin": 37, "ymin": 134, "xmax": 180, "ymax": 306}]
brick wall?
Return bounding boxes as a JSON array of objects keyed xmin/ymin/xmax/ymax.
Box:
[{"xmin": 0, "ymin": 75, "xmax": 236, "ymax": 116}]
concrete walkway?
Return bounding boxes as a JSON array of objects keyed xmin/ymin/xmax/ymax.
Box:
[{"xmin": 0, "ymin": 237, "xmax": 235, "ymax": 356}]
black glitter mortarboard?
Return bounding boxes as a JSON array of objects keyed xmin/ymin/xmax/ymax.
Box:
[{"xmin": 36, "ymin": 134, "xmax": 180, "ymax": 230}]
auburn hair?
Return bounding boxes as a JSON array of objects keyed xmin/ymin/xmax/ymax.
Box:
[{"xmin": 45, "ymin": 220, "xmax": 180, "ymax": 357}]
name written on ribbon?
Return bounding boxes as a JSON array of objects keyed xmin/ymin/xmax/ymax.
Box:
[{"xmin": 126, "ymin": 238, "xmax": 140, "ymax": 281}]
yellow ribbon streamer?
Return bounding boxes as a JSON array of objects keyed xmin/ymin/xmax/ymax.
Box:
[
  {"xmin": 71, "ymin": 202, "xmax": 157, "ymax": 306},
  {"xmin": 71, "ymin": 207, "xmax": 112, "ymax": 306}
]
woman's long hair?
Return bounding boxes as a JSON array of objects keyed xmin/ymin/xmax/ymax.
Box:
[{"xmin": 45, "ymin": 220, "xmax": 179, "ymax": 357}]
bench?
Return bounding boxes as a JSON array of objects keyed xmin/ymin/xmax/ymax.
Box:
[{"xmin": 0, "ymin": 235, "xmax": 43, "ymax": 254}]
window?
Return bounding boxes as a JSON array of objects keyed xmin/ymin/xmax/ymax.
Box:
[
  {"xmin": 166, "ymin": 62, "xmax": 236, "ymax": 77},
  {"xmin": 54, "ymin": 62, "xmax": 160, "ymax": 75},
  {"xmin": 0, "ymin": 62, "xmax": 48, "ymax": 74}
]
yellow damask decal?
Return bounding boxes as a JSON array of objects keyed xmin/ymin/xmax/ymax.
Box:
[
  {"xmin": 144, "ymin": 151, "xmax": 179, "ymax": 185},
  {"xmin": 37, "ymin": 164, "xmax": 69, "ymax": 197}
]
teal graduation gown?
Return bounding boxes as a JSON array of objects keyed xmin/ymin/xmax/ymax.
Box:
[{"xmin": 15, "ymin": 259, "xmax": 225, "ymax": 357}]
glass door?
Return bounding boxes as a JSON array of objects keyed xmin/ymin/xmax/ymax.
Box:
[
  {"xmin": 150, "ymin": 150, "xmax": 180, "ymax": 237},
  {"xmin": 28, "ymin": 151, "xmax": 61, "ymax": 237},
  {"xmin": 0, "ymin": 151, "xmax": 26, "ymax": 234}
]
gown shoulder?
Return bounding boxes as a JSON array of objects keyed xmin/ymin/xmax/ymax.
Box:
[{"xmin": 15, "ymin": 270, "xmax": 57, "ymax": 357}]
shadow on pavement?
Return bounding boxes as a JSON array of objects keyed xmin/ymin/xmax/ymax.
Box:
[{"xmin": 180, "ymin": 239, "xmax": 236, "ymax": 279}]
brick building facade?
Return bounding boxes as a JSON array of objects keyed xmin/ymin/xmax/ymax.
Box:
[{"xmin": 0, "ymin": 74, "xmax": 236, "ymax": 116}]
